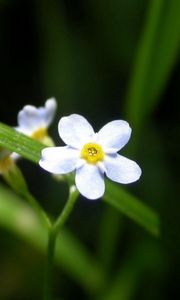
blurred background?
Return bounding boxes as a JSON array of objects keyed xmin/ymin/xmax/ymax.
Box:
[{"xmin": 0, "ymin": 0, "xmax": 180, "ymax": 299}]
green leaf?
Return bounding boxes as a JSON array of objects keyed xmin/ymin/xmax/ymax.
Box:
[
  {"xmin": 0, "ymin": 122, "xmax": 160, "ymax": 236},
  {"xmin": 104, "ymin": 181, "xmax": 160, "ymax": 237},
  {"xmin": 0, "ymin": 183, "xmax": 105, "ymax": 293},
  {"xmin": 0, "ymin": 122, "xmax": 43, "ymax": 163},
  {"xmin": 126, "ymin": 0, "xmax": 180, "ymax": 131}
]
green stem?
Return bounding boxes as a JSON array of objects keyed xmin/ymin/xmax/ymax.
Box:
[
  {"xmin": 53, "ymin": 186, "xmax": 79, "ymax": 234},
  {"xmin": 44, "ymin": 185, "xmax": 79, "ymax": 300},
  {"xmin": 44, "ymin": 227, "xmax": 56, "ymax": 300}
]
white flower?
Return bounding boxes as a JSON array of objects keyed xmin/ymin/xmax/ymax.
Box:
[
  {"xmin": 16, "ymin": 98, "xmax": 57, "ymax": 143},
  {"xmin": 39, "ymin": 114, "xmax": 142, "ymax": 200}
]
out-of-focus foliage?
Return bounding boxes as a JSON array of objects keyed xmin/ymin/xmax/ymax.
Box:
[{"xmin": 0, "ymin": 0, "xmax": 179, "ymax": 299}]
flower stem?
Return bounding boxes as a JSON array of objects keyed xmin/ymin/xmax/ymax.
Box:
[
  {"xmin": 44, "ymin": 185, "xmax": 79, "ymax": 300},
  {"xmin": 44, "ymin": 227, "xmax": 56, "ymax": 300},
  {"xmin": 53, "ymin": 186, "xmax": 79, "ymax": 235}
]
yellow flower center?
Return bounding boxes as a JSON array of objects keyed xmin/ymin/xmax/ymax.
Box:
[
  {"xmin": 31, "ymin": 127, "xmax": 48, "ymax": 142},
  {"xmin": 81, "ymin": 143, "xmax": 104, "ymax": 164},
  {"xmin": 0, "ymin": 156, "xmax": 13, "ymax": 173}
]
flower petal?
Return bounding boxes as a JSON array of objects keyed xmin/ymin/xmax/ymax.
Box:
[
  {"xmin": 75, "ymin": 164, "xmax": 105, "ymax": 200},
  {"xmin": 97, "ymin": 120, "xmax": 131, "ymax": 152},
  {"xmin": 104, "ymin": 154, "xmax": 142, "ymax": 184},
  {"xmin": 17, "ymin": 98, "xmax": 57, "ymax": 134},
  {"xmin": 17, "ymin": 105, "xmax": 42, "ymax": 133},
  {"xmin": 42, "ymin": 98, "xmax": 57, "ymax": 126},
  {"xmin": 58, "ymin": 114, "xmax": 95, "ymax": 149},
  {"xmin": 39, "ymin": 146, "xmax": 79, "ymax": 174}
]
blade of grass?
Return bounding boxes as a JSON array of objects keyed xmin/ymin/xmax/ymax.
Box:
[
  {"xmin": 126, "ymin": 0, "xmax": 180, "ymax": 131},
  {"xmin": 104, "ymin": 181, "xmax": 160, "ymax": 237},
  {"xmin": 125, "ymin": 0, "xmax": 163, "ymax": 130},
  {"xmin": 146, "ymin": 0, "xmax": 180, "ymax": 107},
  {"xmin": 0, "ymin": 122, "xmax": 43, "ymax": 163}
]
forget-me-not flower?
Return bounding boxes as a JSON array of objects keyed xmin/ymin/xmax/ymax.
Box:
[
  {"xmin": 16, "ymin": 98, "xmax": 57, "ymax": 144},
  {"xmin": 39, "ymin": 114, "xmax": 141, "ymax": 199}
]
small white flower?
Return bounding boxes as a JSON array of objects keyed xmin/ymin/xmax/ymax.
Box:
[
  {"xmin": 16, "ymin": 98, "xmax": 57, "ymax": 143},
  {"xmin": 39, "ymin": 114, "xmax": 142, "ymax": 200}
]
